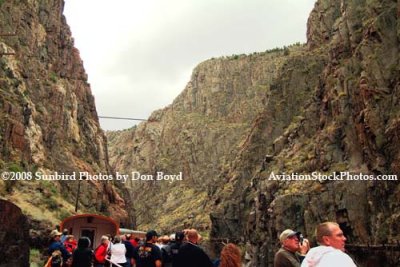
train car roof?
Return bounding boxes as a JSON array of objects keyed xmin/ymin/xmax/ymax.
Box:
[{"xmin": 60, "ymin": 213, "xmax": 119, "ymax": 232}]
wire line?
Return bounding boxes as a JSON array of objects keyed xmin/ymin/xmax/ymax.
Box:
[{"xmin": 98, "ymin": 116, "xmax": 147, "ymax": 121}]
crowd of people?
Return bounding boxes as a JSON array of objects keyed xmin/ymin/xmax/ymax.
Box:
[
  {"xmin": 46, "ymin": 221, "xmax": 357, "ymax": 267},
  {"xmin": 46, "ymin": 228, "xmax": 240, "ymax": 267}
]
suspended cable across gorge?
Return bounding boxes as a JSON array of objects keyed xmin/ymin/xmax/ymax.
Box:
[{"xmin": 98, "ymin": 116, "xmax": 147, "ymax": 121}]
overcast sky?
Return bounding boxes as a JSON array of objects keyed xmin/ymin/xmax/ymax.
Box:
[{"xmin": 63, "ymin": 0, "xmax": 316, "ymax": 131}]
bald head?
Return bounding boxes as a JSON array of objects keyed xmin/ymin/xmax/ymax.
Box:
[{"xmin": 186, "ymin": 229, "xmax": 201, "ymax": 244}]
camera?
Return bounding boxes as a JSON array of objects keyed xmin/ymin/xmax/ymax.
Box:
[{"xmin": 296, "ymin": 232, "xmax": 304, "ymax": 245}]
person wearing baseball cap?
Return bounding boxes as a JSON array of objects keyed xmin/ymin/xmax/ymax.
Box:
[
  {"xmin": 48, "ymin": 229, "xmax": 71, "ymax": 263},
  {"xmin": 133, "ymin": 230, "xmax": 162, "ymax": 267},
  {"xmin": 146, "ymin": 230, "xmax": 159, "ymax": 241},
  {"xmin": 274, "ymin": 229, "xmax": 301, "ymax": 267}
]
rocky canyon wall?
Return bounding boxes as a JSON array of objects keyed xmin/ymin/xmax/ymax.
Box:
[
  {"xmin": 0, "ymin": 0, "xmax": 129, "ymax": 230},
  {"xmin": 108, "ymin": 0, "xmax": 400, "ymax": 266}
]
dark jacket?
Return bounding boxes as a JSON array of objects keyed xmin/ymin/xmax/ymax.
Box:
[
  {"xmin": 173, "ymin": 242, "xmax": 213, "ymax": 267},
  {"xmin": 274, "ymin": 247, "xmax": 300, "ymax": 267},
  {"xmin": 72, "ymin": 237, "xmax": 93, "ymax": 267}
]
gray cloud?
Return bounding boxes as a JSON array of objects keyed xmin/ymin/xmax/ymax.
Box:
[{"xmin": 64, "ymin": 0, "xmax": 316, "ymax": 130}]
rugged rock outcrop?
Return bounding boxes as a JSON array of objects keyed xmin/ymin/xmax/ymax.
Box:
[
  {"xmin": 108, "ymin": 0, "xmax": 400, "ymax": 266},
  {"xmin": 0, "ymin": 199, "xmax": 29, "ymax": 267},
  {"xmin": 0, "ymin": 0, "xmax": 130, "ymax": 240},
  {"xmin": 107, "ymin": 50, "xmax": 298, "ymax": 231},
  {"xmin": 210, "ymin": 0, "xmax": 400, "ymax": 266}
]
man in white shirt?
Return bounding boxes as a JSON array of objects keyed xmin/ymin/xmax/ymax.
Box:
[{"xmin": 301, "ymin": 222, "xmax": 357, "ymax": 267}]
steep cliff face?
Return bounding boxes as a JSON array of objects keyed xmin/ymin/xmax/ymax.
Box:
[
  {"xmin": 0, "ymin": 0, "xmax": 127, "ymax": 227},
  {"xmin": 211, "ymin": 0, "xmax": 400, "ymax": 266},
  {"xmin": 108, "ymin": 50, "xmax": 298, "ymax": 231},
  {"xmin": 108, "ymin": 0, "xmax": 400, "ymax": 266}
]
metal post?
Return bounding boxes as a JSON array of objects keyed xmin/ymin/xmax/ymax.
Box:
[{"xmin": 75, "ymin": 176, "xmax": 86, "ymax": 212}]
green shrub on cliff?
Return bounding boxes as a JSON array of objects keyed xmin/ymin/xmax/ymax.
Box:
[
  {"xmin": 3, "ymin": 162, "xmax": 24, "ymax": 193},
  {"xmin": 8, "ymin": 162, "xmax": 24, "ymax": 172},
  {"xmin": 49, "ymin": 72, "xmax": 58, "ymax": 83}
]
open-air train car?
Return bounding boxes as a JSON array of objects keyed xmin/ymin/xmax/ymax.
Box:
[{"xmin": 60, "ymin": 214, "xmax": 119, "ymax": 248}]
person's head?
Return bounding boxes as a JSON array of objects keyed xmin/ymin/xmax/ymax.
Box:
[
  {"xmin": 169, "ymin": 234, "xmax": 176, "ymax": 242},
  {"xmin": 157, "ymin": 235, "xmax": 168, "ymax": 244},
  {"xmin": 101, "ymin": 235, "xmax": 109, "ymax": 244},
  {"xmin": 62, "ymin": 229, "xmax": 69, "ymax": 235},
  {"xmin": 114, "ymin": 235, "xmax": 122, "ymax": 244},
  {"xmin": 50, "ymin": 229, "xmax": 62, "ymax": 241},
  {"xmin": 316, "ymin": 222, "xmax": 346, "ymax": 251},
  {"xmin": 175, "ymin": 231, "xmax": 185, "ymax": 243},
  {"xmin": 220, "ymin": 243, "xmax": 241, "ymax": 267},
  {"xmin": 77, "ymin": 237, "xmax": 91, "ymax": 249},
  {"xmin": 186, "ymin": 229, "xmax": 201, "ymax": 244},
  {"xmin": 50, "ymin": 250, "xmax": 63, "ymax": 267},
  {"xmin": 66, "ymin": 235, "xmax": 74, "ymax": 242},
  {"xmin": 146, "ymin": 230, "xmax": 159, "ymax": 242},
  {"xmin": 279, "ymin": 229, "xmax": 300, "ymax": 252}
]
